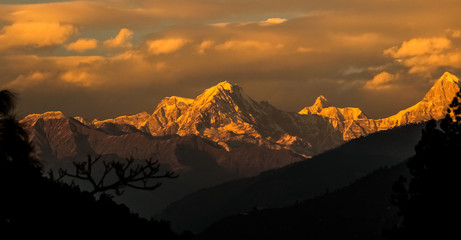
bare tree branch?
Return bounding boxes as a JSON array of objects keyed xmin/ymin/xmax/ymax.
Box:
[{"xmin": 57, "ymin": 155, "xmax": 178, "ymax": 196}]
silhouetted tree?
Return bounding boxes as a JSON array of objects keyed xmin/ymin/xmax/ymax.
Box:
[
  {"xmin": 384, "ymin": 92, "xmax": 461, "ymax": 239},
  {"xmin": 55, "ymin": 155, "xmax": 178, "ymax": 196},
  {"xmin": 0, "ymin": 90, "xmax": 40, "ymax": 171},
  {"xmin": 0, "ymin": 90, "xmax": 16, "ymax": 116},
  {"xmin": 0, "ymin": 89, "xmax": 189, "ymax": 238}
]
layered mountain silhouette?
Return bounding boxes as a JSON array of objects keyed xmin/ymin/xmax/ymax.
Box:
[
  {"xmin": 159, "ymin": 123, "xmax": 424, "ymax": 233},
  {"xmin": 196, "ymin": 161, "xmax": 410, "ymax": 240},
  {"xmin": 19, "ymin": 72, "xmax": 460, "ymax": 219}
]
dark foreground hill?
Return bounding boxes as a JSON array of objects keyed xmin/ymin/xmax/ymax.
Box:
[
  {"xmin": 159, "ymin": 123, "xmax": 424, "ymax": 233},
  {"xmin": 0, "ymin": 159, "xmax": 185, "ymax": 238},
  {"xmin": 196, "ymin": 161, "xmax": 409, "ymax": 240}
]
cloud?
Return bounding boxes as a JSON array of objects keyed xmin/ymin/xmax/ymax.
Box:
[
  {"xmin": 296, "ymin": 46, "xmax": 314, "ymax": 53},
  {"xmin": 147, "ymin": 38, "xmax": 189, "ymax": 55},
  {"xmin": 60, "ymin": 70, "xmax": 96, "ymax": 87},
  {"xmin": 262, "ymin": 18, "xmax": 287, "ymax": 25},
  {"xmin": 384, "ymin": 37, "xmax": 452, "ymax": 58},
  {"xmin": 197, "ymin": 40, "xmax": 215, "ymax": 55},
  {"xmin": 67, "ymin": 38, "xmax": 98, "ymax": 52},
  {"xmin": 446, "ymin": 29, "xmax": 461, "ymax": 39},
  {"xmin": 384, "ymin": 37, "xmax": 461, "ymax": 75},
  {"xmin": 215, "ymin": 40, "xmax": 284, "ymax": 51},
  {"xmin": 402, "ymin": 51, "xmax": 461, "ymax": 74},
  {"xmin": 104, "ymin": 28, "xmax": 133, "ymax": 48},
  {"xmin": 364, "ymin": 71, "xmax": 399, "ymax": 90},
  {"xmin": 213, "ymin": 17, "xmax": 288, "ymax": 27},
  {"xmin": 3, "ymin": 71, "xmax": 49, "ymax": 90},
  {"xmin": 333, "ymin": 33, "xmax": 387, "ymax": 49},
  {"xmin": 0, "ymin": 21, "xmax": 76, "ymax": 50}
]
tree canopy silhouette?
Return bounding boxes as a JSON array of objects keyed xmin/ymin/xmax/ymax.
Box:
[
  {"xmin": 0, "ymin": 89, "xmax": 187, "ymax": 238},
  {"xmin": 385, "ymin": 91, "xmax": 461, "ymax": 239},
  {"xmin": 0, "ymin": 90, "xmax": 40, "ymax": 172}
]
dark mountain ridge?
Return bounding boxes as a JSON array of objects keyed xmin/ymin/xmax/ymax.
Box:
[
  {"xmin": 159, "ymin": 123, "xmax": 424, "ymax": 233},
  {"xmin": 196, "ymin": 162, "xmax": 409, "ymax": 240}
]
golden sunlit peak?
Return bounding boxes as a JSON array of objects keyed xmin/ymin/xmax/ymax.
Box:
[
  {"xmin": 313, "ymin": 95, "xmax": 330, "ymax": 108},
  {"xmin": 441, "ymin": 72, "xmax": 459, "ymax": 84},
  {"xmin": 164, "ymin": 96, "xmax": 195, "ymax": 104},
  {"xmin": 20, "ymin": 111, "xmax": 65, "ymax": 124},
  {"xmin": 214, "ymin": 81, "xmax": 238, "ymax": 91}
]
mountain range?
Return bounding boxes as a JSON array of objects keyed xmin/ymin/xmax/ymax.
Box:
[
  {"xmin": 19, "ymin": 72, "xmax": 460, "ymax": 218},
  {"xmin": 78, "ymin": 72, "xmax": 461, "ymax": 154}
]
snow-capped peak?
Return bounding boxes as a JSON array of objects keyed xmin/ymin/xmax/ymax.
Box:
[
  {"xmin": 192, "ymin": 81, "xmax": 250, "ymax": 110},
  {"xmin": 20, "ymin": 111, "xmax": 66, "ymax": 125},
  {"xmin": 214, "ymin": 81, "xmax": 237, "ymax": 91},
  {"xmin": 312, "ymin": 95, "xmax": 330, "ymax": 109},
  {"xmin": 441, "ymin": 72, "xmax": 459, "ymax": 84},
  {"xmin": 161, "ymin": 96, "xmax": 195, "ymax": 105},
  {"xmin": 298, "ymin": 95, "xmax": 330, "ymax": 115},
  {"xmin": 198, "ymin": 81, "xmax": 242, "ymax": 100}
]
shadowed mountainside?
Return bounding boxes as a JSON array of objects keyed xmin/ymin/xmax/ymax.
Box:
[
  {"xmin": 196, "ymin": 162, "xmax": 409, "ymax": 240},
  {"xmin": 159, "ymin": 123, "xmax": 424, "ymax": 233}
]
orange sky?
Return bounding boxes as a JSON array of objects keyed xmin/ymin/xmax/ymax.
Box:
[{"xmin": 1, "ymin": 0, "xmax": 461, "ymax": 119}]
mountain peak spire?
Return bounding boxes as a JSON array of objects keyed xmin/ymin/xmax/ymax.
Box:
[
  {"xmin": 440, "ymin": 71, "xmax": 459, "ymax": 84},
  {"xmin": 313, "ymin": 95, "xmax": 330, "ymax": 109},
  {"xmin": 196, "ymin": 81, "xmax": 244, "ymax": 104},
  {"xmin": 207, "ymin": 81, "xmax": 242, "ymax": 94},
  {"xmin": 216, "ymin": 80, "xmax": 235, "ymax": 90},
  {"xmin": 298, "ymin": 95, "xmax": 330, "ymax": 115}
]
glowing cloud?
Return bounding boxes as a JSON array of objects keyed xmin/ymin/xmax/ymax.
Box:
[
  {"xmin": 0, "ymin": 21, "xmax": 76, "ymax": 50},
  {"xmin": 403, "ymin": 52, "xmax": 461, "ymax": 74},
  {"xmin": 384, "ymin": 37, "xmax": 452, "ymax": 58},
  {"xmin": 212, "ymin": 17, "xmax": 288, "ymax": 27},
  {"xmin": 364, "ymin": 71, "xmax": 399, "ymax": 90},
  {"xmin": 147, "ymin": 38, "xmax": 189, "ymax": 55},
  {"xmin": 446, "ymin": 29, "xmax": 461, "ymax": 39},
  {"xmin": 261, "ymin": 18, "xmax": 287, "ymax": 25},
  {"xmin": 104, "ymin": 28, "xmax": 133, "ymax": 48},
  {"xmin": 61, "ymin": 70, "xmax": 95, "ymax": 87},
  {"xmin": 385, "ymin": 37, "xmax": 461, "ymax": 75},
  {"xmin": 3, "ymin": 71, "xmax": 49, "ymax": 90},
  {"xmin": 215, "ymin": 40, "xmax": 284, "ymax": 51},
  {"xmin": 197, "ymin": 40, "xmax": 215, "ymax": 55},
  {"xmin": 296, "ymin": 47, "xmax": 314, "ymax": 53},
  {"xmin": 67, "ymin": 38, "xmax": 98, "ymax": 52}
]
